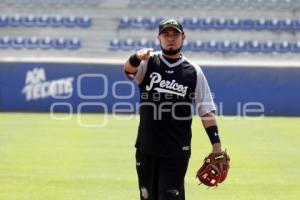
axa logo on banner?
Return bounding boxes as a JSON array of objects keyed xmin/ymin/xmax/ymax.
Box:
[
  {"xmin": 22, "ymin": 67, "xmax": 74, "ymax": 101},
  {"xmin": 146, "ymin": 72, "xmax": 188, "ymax": 97}
]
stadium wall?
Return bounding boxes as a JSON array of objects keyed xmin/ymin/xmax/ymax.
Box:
[{"xmin": 0, "ymin": 61, "xmax": 299, "ymax": 116}]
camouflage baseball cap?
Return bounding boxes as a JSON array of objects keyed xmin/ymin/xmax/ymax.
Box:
[{"xmin": 158, "ymin": 18, "xmax": 184, "ymax": 34}]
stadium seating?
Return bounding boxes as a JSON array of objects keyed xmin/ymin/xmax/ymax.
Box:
[
  {"xmin": 0, "ymin": 37, "xmax": 11, "ymax": 49},
  {"xmin": 212, "ymin": 18, "xmax": 227, "ymax": 30},
  {"xmin": 260, "ymin": 41, "xmax": 276, "ymax": 53},
  {"xmin": 118, "ymin": 17, "xmax": 300, "ymax": 31},
  {"xmin": 291, "ymin": 42, "xmax": 300, "ymax": 53},
  {"xmin": 135, "ymin": 38, "xmax": 151, "ymax": 49},
  {"xmin": 276, "ymin": 41, "xmax": 291, "ymax": 53},
  {"xmin": 189, "ymin": 40, "xmax": 204, "ymax": 52},
  {"xmin": 0, "ymin": 37, "xmax": 81, "ymax": 50},
  {"xmin": 232, "ymin": 40, "xmax": 247, "ymax": 53},
  {"xmin": 203, "ymin": 40, "xmax": 218, "ymax": 52},
  {"xmin": 66, "ymin": 38, "xmax": 82, "ymax": 50},
  {"xmin": 39, "ymin": 37, "xmax": 52, "ymax": 50},
  {"xmin": 120, "ymin": 38, "xmax": 135, "ymax": 51},
  {"xmin": 109, "ymin": 38, "xmax": 121, "ymax": 51},
  {"xmin": 108, "ymin": 38, "xmax": 300, "ymax": 53},
  {"xmin": 36, "ymin": 16, "xmax": 51, "ymax": 27},
  {"xmin": 24, "ymin": 37, "xmax": 40, "ymax": 49},
  {"xmin": 76, "ymin": 16, "xmax": 92, "ymax": 28},
  {"xmin": 1, "ymin": 0, "xmax": 101, "ymax": 6},
  {"xmin": 217, "ymin": 40, "xmax": 232, "ymax": 53},
  {"xmin": 23, "ymin": 16, "xmax": 38, "ymax": 27},
  {"xmin": 0, "ymin": 15, "xmax": 8, "ymax": 27},
  {"xmin": 11, "ymin": 37, "xmax": 25, "ymax": 49},
  {"xmin": 128, "ymin": 0, "xmax": 300, "ymax": 9},
  {"xmin": 1, "ymin": 0, "xmax": 300, "ymax": 59},
  {"xmin": 0, "ymin": 15, "xmax": 92, "ymax": 28}
]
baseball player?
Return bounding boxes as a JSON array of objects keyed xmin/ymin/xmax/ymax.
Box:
[{"xmin": 124, "ymin": 18, "xmax": 223, "ymax": 200}]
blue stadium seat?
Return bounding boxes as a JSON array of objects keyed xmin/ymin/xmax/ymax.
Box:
[
  {"xmin": 36, "ymin": 16, "xmax": 50, "ymax": 27},
  {"xmin": 232, "ymin": 40, "xmax": 247, "ymax": 53},
  {"xmin": 141, "ymin": 18, "xmax": 150, "ymax": 29},
  {"xmin": 190, "ymin": 40, "xmax": 204, "ymax": 52},
  {"xmin": 0, "ymin": 37, "xmax": 11, "ymax": 49},
  {"xmin": 276, "ymin": 41, "xmax": 291, "ymax": 53},
  {"xmin": 267, "ymin": 19, "xmax": 280, "ymax": 30},
  {"xmin": 260, "ymin": 41, "xmax": 276, "ymax": 53},
  {"xmin": 292, "ymin": 19, "xmax": 300, "ymax": 31},
  {"xmin": 290, "ymin": 42, "xmax": 300, "ymax": 53},
  {"xmin": 76, "ymin": 16, "xmax": 92, "ymax": 28},
  {"xmin": 109, "ymin": 38, "xmax": 121, "ymax": 51},
  {"xmin": 279, "ymin": 19, "xmax": 293, "ymax": 31},
  {"xmin": 181, "ymin": 18, "xmax": 190, "ymax": 29},
  {"xmin": 147, "ymin": 17, "xmax": 160, "ymax": 29},
  {"xmin": 66, "ymin": 38, "xmax": 81, "ymax": 50},
  {"xmin": 212, "ymin": 18, "xmax": 227, "ymax": 30},
  {"xmin": 198, "ymin": 18, "xmax": 213, "ymax": 30},
  {"xmin": 121, "ymin": 38, "xmax": 135, "ymax": 51},
  {"xmin": 246, "ymin": 40, "xmax": 261, "ymax": 53},
  {"xmin": 217, "ymin": 40, "xmax": 232, "ymax": 53},
  {"xmin": 25, "ymin": 37, "xmax": 40, "ymax": 49},
  {"xmin": 52, "ymin": 38, "xmax": 66, "ymax": 49},
  {"xmin": 240, "ymin": 19, "xmax": 255, "ymax": 30},
  {"xmin": 203, "ymin": 40, "xmax": 218, "ymax": 52},
  {"xmin": 254, "ymin": 18, "xmax": 267, "ymax": 30},
  {"xmin": 183, "ymin": 18, "xmax": 199, "ymax": 30},
  {"xmin": 118, "ymin": 17, "xmax": 131, "ymax": 29},
  {"xmin": 23, "ymin": 16, "xmax": 37, "ymax": 27},
  {"xmin": 39, "ymin": 37, "xmax": 53, "ymax": 49},
  {"xmin": 227, "ymin": 18, "xmax": 241, "ymax": 30},
  {"xmin": 131, "ymin": 17, "xmax": 145, "ymax": 29},
  {"xmin": 62, "ymin": 16, "xmax": 77, "ymax": 28},
  {"xmin": 49, "ymin": 16, "xmax": 63, "ymax": 27},
  {"xmin": 11, "ymin": 37, "xmax": 25, "ymax": 49},
  {"xmin": 0, "ymin": 15, "xmax": 8, "ymax": 27},
  {"xmin": 135, "ymin": 38, "xmax": 150, "ymax": 49},
  {"xmin": 8, "ymin": 15, "xmax": 22, "ymax": 27}
]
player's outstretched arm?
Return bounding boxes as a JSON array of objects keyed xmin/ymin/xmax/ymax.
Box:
[{"xmin": 124, "ymin": 48, "xmax": 154, "ymax": 74}]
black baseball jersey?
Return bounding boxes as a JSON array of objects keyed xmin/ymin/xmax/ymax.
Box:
[{"xmin": 126, "ymin": 51, "xmax": 216, "ymax": 158}]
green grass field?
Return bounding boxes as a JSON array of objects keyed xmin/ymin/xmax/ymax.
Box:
[{"xmin": 0, "ymin": 113, "xmax": 299, "ymax": 200}]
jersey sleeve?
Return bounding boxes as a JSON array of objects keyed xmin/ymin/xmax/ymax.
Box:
[
  {"xmin": 194, "ymin": 67, "xmax": 216, "ymax": 116},
  {"xmin": 124, "ymin": 59, "xmax": 149, "ymax": 84}
]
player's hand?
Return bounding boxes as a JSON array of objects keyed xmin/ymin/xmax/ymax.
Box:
[
  {"xmin": 211, "ymin": 143, "xmax": 222, "ymax": 153},
  {"xmin": 136, "ymin": 48, "xmax": 154, "ymax": 61}
]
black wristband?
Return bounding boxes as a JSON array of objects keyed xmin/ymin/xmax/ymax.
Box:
[
  {"xmin": 129, "ymin": 53, "xmax": 141, "ymax": 67},
  {"xmin": 205, "ymin": 125, "xmax": 221, "ymax": 144}
]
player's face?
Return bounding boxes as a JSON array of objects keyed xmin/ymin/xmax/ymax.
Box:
[{"xmin": 158, "ymin": 28, "xmax": 185, "ymax": 54}]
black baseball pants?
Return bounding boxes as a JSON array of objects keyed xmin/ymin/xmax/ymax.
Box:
[{"xmin": 135, "ymin": 149, "xmax": 189, "ymax": 200}]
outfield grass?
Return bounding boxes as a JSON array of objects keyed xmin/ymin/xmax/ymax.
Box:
[{"xmin": 0, "ymin": 113, "xmax": 299, "ymax": 200}]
